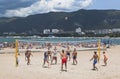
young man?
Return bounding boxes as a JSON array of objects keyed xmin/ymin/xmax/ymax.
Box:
[
  {"xmin": 25, "ymin": 50, "xmax": 33, "ymax": 65},
  {"xmin": 66, "ymin": 46, "xmax": 71, "ymax": 61},
  {"xmin": 72, "ymin": 48, "xmax": 77, "ymax": 65},
  {"xmin": 90, "ymin": 51, "xmax": 99, "ymax": 70},
  {"xmin": 51, "ymin": 48, "xmax": 58, "ymax": 64},
  {"xmin": 47, "ymin": 48, "xmax": 52, "ymax": 60},
  {"xmin": 25, "ymin": 50, "xmax": 29, "ymax": 61},
  {"xmin": 42, "ymin": 51, "xmax": 50, "ymax": 67},
  {"xmin": 103, "ymin": 51, "xmax": 108, "ymax": 66},
  {"xmin": 60, "ymin": 50, "xmax": 67, "ymax": 71}
]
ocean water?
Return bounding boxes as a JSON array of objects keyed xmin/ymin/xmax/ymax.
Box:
[{"xmin": 0, "ymin": 37, "xmax": 120, "ymax": 45}]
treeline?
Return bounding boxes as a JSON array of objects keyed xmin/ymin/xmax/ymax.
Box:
[{"xmin": 1, "ymin": 33, "xmax": 120, "ymax": 37}]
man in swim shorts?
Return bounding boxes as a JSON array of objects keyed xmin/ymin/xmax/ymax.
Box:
[
  {"xmin": 60, "ymin": 50, "xmax": 67, "ymax": 71},
  {"xmin": 66, "ymin": 46, "xmax": 71, "ymax": 61},
  {"xmin": 43, "ymin": 51, "xmax": 50, "ymax": 67},
  {"xmin": 72, "ymin": 48, "xmax": 77, "ymax": 65},
  {"xmin": 90, "ymin": 51, "xmax": 99, "ymax": 70}
]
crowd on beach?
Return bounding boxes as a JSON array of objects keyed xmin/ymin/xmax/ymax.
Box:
[
  {"xmin": 0, "ymin": 40, "xmax": 107, "ymax": 50},
  {"xmin": 25, "ymin": 46, "xmax": 78, "ymax": 71},
  {"xmin": 17, "ymin": 41, "xmax": 101, "ymax": 50},
  {"xmin": 0, "ymin": 41, "xmax": 108, "ymax": 71},
  {"xmin": 24, "ymin": 45, "xmax": 108, "ymax": 71},
  {"xmin": 0, "ymin": 42, "xmax": 15, "ymax": 48}
]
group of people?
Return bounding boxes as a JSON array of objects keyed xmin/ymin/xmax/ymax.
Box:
[
  {"xmin": 24, "ymin": 46, "xmax": 108, "ymax": 71},
  {"xmin": 42, "ymin": 46, "xmax": 78, "ymax": 71},
  {"xmin": 90, "ymin": 51, "xmax": 108, "ymax": 70}
]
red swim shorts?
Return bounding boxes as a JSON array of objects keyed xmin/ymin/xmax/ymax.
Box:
[{"xmin": 62, "ymin": 58, "xmax": 67, "ymax": 64}]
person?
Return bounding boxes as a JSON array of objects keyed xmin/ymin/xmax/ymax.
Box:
[
  {"xmin": 66, "ymin": 46, "xmax": 71, "ymax": 61},
  {"xmin": 25, "ymin": 50, "xmax": 29, "ymax": 61},
  {"xmin": 90, "ymin": 51, "xmax": 99, "ymax": 70},
  {"xmin": 103, "ymin": 51, "xmax": 108, "ymax": 66},
  {"xmin": 47, "ymin": 48, "xmax": 52, "ymax": 60},
  {"xmin": 72, "ymin": 48, "xmax": 77, "ymax": 65},
  {"xmin": 42, "ymin": 51, "xmax": 50, "ymax": 67},
  {"xmin": 51, "ymin": 47, "xmax": 58, "ymax": 64},
  {"xmin": 25, "ymin": 50, "xmax": 33, "ymax": 65},
  {"xmin": 60, "ymin": 50, "xmax": 67, "ymax": 71}
]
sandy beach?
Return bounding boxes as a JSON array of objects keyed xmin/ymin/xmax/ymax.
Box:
[{"xmin": 0, "ymin": 45, "xmax": 120, "ymax": 79}]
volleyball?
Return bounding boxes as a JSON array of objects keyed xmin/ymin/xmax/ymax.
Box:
[{"xmin": 65, "ymin": 17, "xmax": 68, "ymax": 20}]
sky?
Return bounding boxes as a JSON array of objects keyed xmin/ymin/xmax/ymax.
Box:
[{"xmin": 0, "ymin": 0, "xmax": 120, "ymax": 17}]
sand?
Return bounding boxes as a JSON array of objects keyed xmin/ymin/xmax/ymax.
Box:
[{"xmin": 0, "ymin": 45, "xmax": 120, "ymax": 79}]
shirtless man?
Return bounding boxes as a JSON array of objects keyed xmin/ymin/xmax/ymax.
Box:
[
  {"xmin": 90, "ymin": 51, "xmax": 99, "ymax": 70},
  {"xmin": 72, "ymin": 48, "xmax": 77, "ymax": 65},
  {"xmin": 66, "ymin": 46, "xmax": 71, "ymax": 61},
  {"xmin": 60, "ymin": 50, "xmax": 67, "ymax": 71},
  {"xmin": 103, "ymin": 51, "xmax": 108, "ymax": 66},
  {"xmin": 25, "ymin": 50, "xmax": 33, "ymax": 65},
  {"xmin": 43, "ymin": 51, "xmax": 50, "ymax": 67}
]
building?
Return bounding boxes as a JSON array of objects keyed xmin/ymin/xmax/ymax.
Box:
[
  {"xmin": 112, "ymin": 28, "xmax": 120, "ymax": 33},
  {"xmin": 95, "ymin": 29, "xmax": 112, "ymax": 34},
  {"xmin": 52, "ymin": 29, "xmax": 59, "ymax": 33},
  {"xmin": 9, "ymin": 32, "xmax": 16, "ymax": 35},
  {"xmin": 43, "ymin": 29, "xmax": 50, "ymax": 34},
  {"xmin": 75, "ymin": 27, "xmax": 82, "ymax": 33},
  {"xmin": 3, "ymin": 32, "xmax": 9, "ymax": 35}
]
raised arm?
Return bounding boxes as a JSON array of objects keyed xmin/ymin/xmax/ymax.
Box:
[{"xmin": 90, "ymin": 56, "xmax": 94, "ymax": 61}]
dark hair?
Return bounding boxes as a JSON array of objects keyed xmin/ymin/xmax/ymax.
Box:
[
  {"xmin": 103, "ymin": 52, "xmax": 105, "ymax": 54},
  {"xmin": 62, "ymin": 50, "xmax": 64, "ymax": 53},
  {"xmin": 94, "ymin": 51, "xmax": 97, "ymax": 54}
]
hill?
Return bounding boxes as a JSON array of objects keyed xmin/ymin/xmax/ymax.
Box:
[{"xmin": 0, "ymin": 9, "xmax": 120, "ymax": 33}]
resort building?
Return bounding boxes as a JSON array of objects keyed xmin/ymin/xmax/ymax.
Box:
[
  {"xmin": 43, "ymin": 29, "xmax": 51, "ymax": 34},
  {"xmin": 75, "ymin": 27, "xmax": 82, "ymax": 33},
  {"xmin": 112, "ymin": 28, "xmax": 120, "ymax": 33},
  {"xmin": 52, "ymin": 29, "xmax": 59, "ymax": 33}
]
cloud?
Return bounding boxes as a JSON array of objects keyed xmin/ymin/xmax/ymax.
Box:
[
  {"xmin": 0, "ymin": 0, "xmax": 38, "ymax": 13},
  {"xmin": 3, "ymin": 0, "xmax": 93, "ymax": 17}
]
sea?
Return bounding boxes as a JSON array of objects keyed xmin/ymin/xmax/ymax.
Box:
[{"xmin": 0, "ymin": 36, "xmax": 120, "ymax": 45}]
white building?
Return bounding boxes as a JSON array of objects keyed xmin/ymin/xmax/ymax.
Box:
[
  {"xmin": 43, "ymin": 29, "xmax": 50, "ymax": 34},
  {"xmin": 95, "ymin": 29, "xmax": 112, "ymax": 34},
  {"xmin": 9, "ymin": 32, "xmax": 16, "ymax": 35},
  {"xmin": 112, "ymin": 28, "xmax": 120, "ymax": 33},
  {"xmin": 3, "ymin": 32, "xmax": 9, "ymax": 34},
  {"xmin": 52, "ymin": 29, "xmax": 59, "ymax": 33},
  {"xmin": 75, "ymin": 27, "xmax": 82, "ymax": 33}
]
